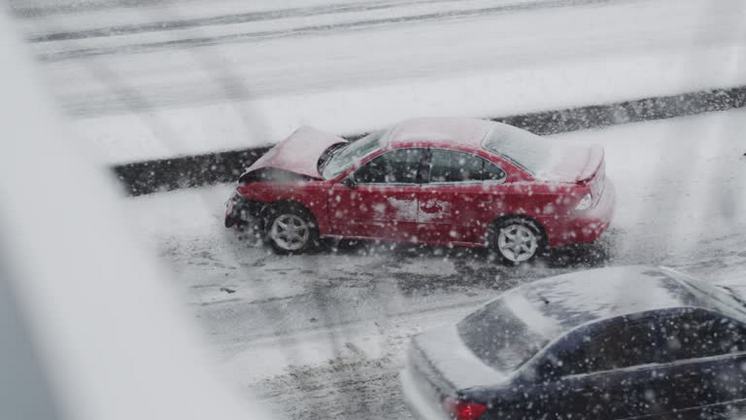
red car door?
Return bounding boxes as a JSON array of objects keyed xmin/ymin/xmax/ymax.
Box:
[
  {"xmin": 328, "ymin": 148, "xmax": 427, "ymax": 242},
  {"xmin": 417, "ymin": 149, "xmax": 508, "ymax": 245}
]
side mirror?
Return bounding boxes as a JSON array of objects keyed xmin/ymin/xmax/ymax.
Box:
[{"xmin": 342, "ymin": 176, "xmax": 357, "ymax": 189}]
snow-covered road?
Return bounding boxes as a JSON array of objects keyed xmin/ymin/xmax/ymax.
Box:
[
  {"xmin": 125, "ymin": 109, "xmax": 746, "ymax": 419},
  {"xmin": 13, "ymin": 0, "xmax": 746, "ymax": 162}
]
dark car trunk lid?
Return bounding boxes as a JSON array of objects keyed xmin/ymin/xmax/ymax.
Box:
[{"xmin": 409, "ymin": 325, "xmax": 508, "ymax": 397}]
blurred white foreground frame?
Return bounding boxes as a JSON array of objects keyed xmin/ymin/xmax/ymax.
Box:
[{"xmin": 0, "ymin": 11, "xmax": 271, "ymax": 420}]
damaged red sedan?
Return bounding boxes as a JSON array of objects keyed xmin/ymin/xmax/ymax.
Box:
[{"xmin": 225, "ymin": 118, "xmax": 614, "ymax": 264}]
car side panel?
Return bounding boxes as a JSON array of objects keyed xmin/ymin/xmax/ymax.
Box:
[
  {"xmin": 234, "ymin": 175, "xmax": 601, "ymax": 250},
  {"xmin": 664, "ymin": 353, "xmax": 746, "ymax": 417},
  {"xmin": 415, "ymin": 181, "xmax": 577, "ymax": 247},
  {"xmin": 485, "ymin": 371, "xmax": 645, "ymax": 419},
  {"xmin": 236, "ymin": 181, "xmax": 332, "ymax": 234},
  {"xmin": 491, "ymin": 184, "xmax": 580, "ymax": 248},
  {"xmin": 326, "ymin": 183, "xmax": 421, "ymax": 241},
  {"xmin": 416, "ymin": 183, "xmax": 503, "ymax": 244}
]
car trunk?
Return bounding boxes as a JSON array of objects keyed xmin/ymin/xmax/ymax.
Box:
[
  {"xmin": 407, "ymin": 324, "xmax": 507, "ymax": 408},
  {"xmin": 535, "ymin": 144, "xmax": 604, "ymax": 184}
]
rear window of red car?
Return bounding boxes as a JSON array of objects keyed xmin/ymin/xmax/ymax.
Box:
[{"xmin": 483, "ymin": 124, "xmax": 555, "ymax": 175}]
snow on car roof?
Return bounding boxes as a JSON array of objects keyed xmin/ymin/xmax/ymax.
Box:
[
  {"xmin": 495, "ymin": 266, "xmax": 715, "ymax": 336},
  {"xmin": 385, "ymin": 117, "xmax": 495, "ymax": 148}
]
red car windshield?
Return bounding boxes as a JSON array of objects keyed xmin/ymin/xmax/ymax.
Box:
[{"xmin": 322, "ymin": 130, "xmax": 384, "ymax": 179}]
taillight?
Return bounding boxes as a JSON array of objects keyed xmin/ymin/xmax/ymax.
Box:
[
  {"xmin": 443, "ymin": 397, "xmax": 488, "ymax": 420},
  {"xmin": 574, "ymin": 192, "xmax": 593, "ymax": 211}
]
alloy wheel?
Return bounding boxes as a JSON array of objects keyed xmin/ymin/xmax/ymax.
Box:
[
  {"xmin": 269, "ymin": 214, "xmax": 311, "ymax": 251},
  {"xmin": 497, "ymin": 224, "xmax": 539, "ymax": 263}
]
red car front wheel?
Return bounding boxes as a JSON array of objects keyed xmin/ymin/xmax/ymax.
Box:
[{"xmin": 264, "ymin": 205, "xmax": 319, "ymax": 254}]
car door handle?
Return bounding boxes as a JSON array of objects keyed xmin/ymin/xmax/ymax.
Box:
[{"xmin": 420, "ymin": 203, "xmax": 443, "ymax": 213}]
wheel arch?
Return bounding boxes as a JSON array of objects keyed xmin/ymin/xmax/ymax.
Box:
[
  {"xmin": 261, "ymin": 200, "xmax": 320, "ymax": 229},
  {"xmin": 487, "ymin": 214, "xmax": 548, "ymax": 247}
]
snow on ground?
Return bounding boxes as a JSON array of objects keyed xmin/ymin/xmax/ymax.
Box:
[
  {"xmin": 12, "ymin": 0, "xmax": 746, "ymax": 162},
  {"xmin": 124, "ymin": 108, "xmax": 746, "ymax": 419},
  {"xmin": 559, "ymin": 109, "xmax": 746, "ymax": 271},
  {"xmin": 17, "ymin": 0, "xmax": 566, "ymax": 38}
]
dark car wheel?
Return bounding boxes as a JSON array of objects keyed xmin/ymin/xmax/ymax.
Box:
[
  {"xmin": 264, "ymin": 205, "xmax": 319, "ymax": 254},
  {"xmin": 490, "ymin": 217, "xmax": 545, "ymax": 265}
]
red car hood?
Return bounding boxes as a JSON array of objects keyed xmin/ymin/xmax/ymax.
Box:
[
  {"xmin": 536, "ymin": 144, "xmax": 604, "ymax": 183},
  {"xmin": 246, "ymin": 126, "xmax": 347, "ymax": 179}
]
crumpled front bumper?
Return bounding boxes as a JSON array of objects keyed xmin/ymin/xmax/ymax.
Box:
[{"xmin": 224, "ymin": 191, "xmax": 264, "ymax": 228}]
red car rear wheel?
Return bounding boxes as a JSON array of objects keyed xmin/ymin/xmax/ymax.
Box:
[{"xmin": 491, "ymin": 217, "xmax": 546, "ymax": 265}]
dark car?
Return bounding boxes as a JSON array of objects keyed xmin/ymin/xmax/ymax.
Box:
[{"xmin": 401, "ymin": 266, "xmax": 746, "ymax": 420}]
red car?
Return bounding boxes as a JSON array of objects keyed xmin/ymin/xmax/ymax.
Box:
[{"xmin": 225, "ymin": 118, "xmax": 614, "ymax": 264}]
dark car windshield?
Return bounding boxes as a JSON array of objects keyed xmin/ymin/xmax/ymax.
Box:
[
  {"xmin": 322, "ymin": 130, "xmax": 384, "ymax": 179},
  {"xmin": 482, "ymin": 125, "xmax": 555, "ymax": 175},
  {"xmin": 458, "ymin": 293, "xmax": 555, "ymax": 372}
]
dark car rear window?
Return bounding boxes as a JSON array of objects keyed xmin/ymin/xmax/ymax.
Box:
[{"xmin": 458, "ymin": 295, "xmax": 553, "ymax": 372}]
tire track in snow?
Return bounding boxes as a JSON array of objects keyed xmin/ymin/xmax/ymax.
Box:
[
  {"xmin": 28, "ymin": 0, "xmax": 485, "ymax": 42},
  {"xmin": 36, "ymin": 0, "xmax": 617, "ymax": 62},
  {"xmin": 11, "ymin": 0, "xmax": 169, "ymax": 18}
]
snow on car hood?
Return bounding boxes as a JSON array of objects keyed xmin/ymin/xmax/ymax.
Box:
[
  {"xmin": 535, "ymin": 144, "xmax": 604, "ymax": 183},
  {"xmin": 245, "ymin": 126, "xmax": 347, "ymax": 179},
  {"xmin": 413, "ymin": 324, "xmax": 507, "ymax": 390}
]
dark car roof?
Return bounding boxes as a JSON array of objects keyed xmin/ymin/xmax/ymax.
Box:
[{"xmin": 476, "ymin": 265, "xmax": 743, "ymax": 342}]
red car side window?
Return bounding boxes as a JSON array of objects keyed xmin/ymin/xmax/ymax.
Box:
[
  {"xmin": 428, "ymin": 149, "xmax": 506, "ymax": 183},
  {"xmin": 483, "ymin": 160, "xmax": 507, "ymax": 181},
  {"xmin": 354, "ymin": 149, "xmax": 426, "ymax": 184}
]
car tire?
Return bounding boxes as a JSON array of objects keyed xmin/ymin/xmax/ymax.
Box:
[
  {"xmin": 490, "ymin": 217, "xmax": 545, "ymax": 265},
  {"xmin": 225, "ymin": 215, "xmax": 239, "ymax": 228},
  {"xmin": 264, "ymin": 204, "xmax": 319, "ymax": 254}
]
